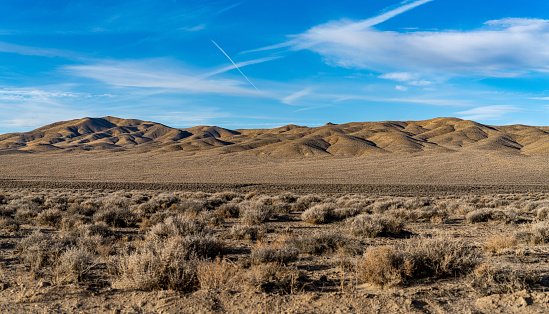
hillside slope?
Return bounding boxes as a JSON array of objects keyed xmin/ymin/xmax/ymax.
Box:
[{"xmin": 2, "ymin": 116, "xmax": 549, "ymax": 156}]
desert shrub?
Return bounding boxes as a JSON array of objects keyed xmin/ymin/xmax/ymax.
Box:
[
  {"xmin": 272, "ymin": 202, "xmax": 292, "ymax": 216},
  {"xmin": 391, "ymin": 206, "xmax": 448, "ymax": 222},
  {"xmin": 146, "ymin": 215, "xmax": 208, "ymax": 242},
  {"xmin": 151, "ymin": 193, "xmax": 179, "ymax": 208},
  {"xmin": 56, "ymin": 247, "xmax": 95, "ymax": 283},
  {"xmin": 0, "ymin": 204, "xmax": 16, "ymax": 217},
  {"xmin": 332, "ymin": 207, "xmax": 361, "ymax": 220},
  {"xmin": 293, "ymin": 194, "xmax": 322, "ymax": 212},
  {"xmin": 357, "ymin": 245, "xmax": 405, "ymax": 287},
  {"xmin": 197, "ymin": 257, "xmax": 239, "ymax": 290},
  {"xmin": 13, "ymin": 202, "xmax": 42, "ymax": 222},
  {"xmin": 250, "ymin": 244, "xmax": 299, "ymax": 265},
  {"xmin": 244, "ymin": 263, "xmax": 307, "ymax": 294},
  {"xmin": 515, "ymin": 222, "xmax": 549, "ymax": 244},
  {"xmin": 466, "ymin": 208, "xmax": 517, "ymax": 224},
  {"xmin": 483, "ymin": 236, "xmax": 517, "ymax": 255},
  {"xmin": 239, "ymin": 201, "xmax": 272, "ymax": 225},
  {"xmin": 60, "ymin": 215, "xmax": 90, "ymax": 231},
  {"xmin": 101, "ymin": 194, "xmax": 130, "ymax": 209},
  {"xmin": 212, "ymin": 191, "xmax": 240, "ymax": 202},
  {"xmin": 349, "ymin": 214, "xmax": 404, "ymax": 238},
  {"xmin": 370, "ymin": 199, "xmax": 404, "ymax": 214},
  {"xmin": 36, "ymin": 208, "xmax": 63, "ymax": 228},
  {"xmin": 274, "ymin": 192, "xmax": 298, "ymax": 204},
  {"xmin": 44, "ymin": 196, "xmax": 68, "ymax": 210},
  {"xmin": 0, "ymin": 217, "xmax": 20, "ymax": 233},
  {"xmin": 172, "ymin": 199, "xmax": 208, "ymax": 215},
  {"xmin": 67, "ymin": 203, "xmax": 96, "ymax": 217},
  {"xmin": 15, "ymin": 230, "xmax": 74, "ymax": 275},
  {"xmin": 216, "ymin": 203, "xmax": 240, "ymax": 218},
  {"xmin": 111, "ymin": 238, "xmax": 200, "ymax": 292},
  {"xmin": 469, "ymin": 263, "xmax": 538, "ymax": 296},
  {"xmin": 287, "ymin": 233, "xmax": 362, "ymax": 256},
  {"xmin": 133, "ymin": 202, "xmax": 162, "ymax": 217},
  {"xmin": 198, "ymin": 211, "xmax": 224, "ymax": 226},
  {"xmin": 357, "ymin": 235, "xmax": 478, "ymax": 287},
  {"xmin": 227, "ymin": 224, "xmax": 265, "ymax": 241},
  {"xmin": 301, "ymin": 203, "xmax": 336, "ymax": 224},
  {"xmin": 536, "ymin": 206, "xmax": 549, "ymax": 220},
  {"xmin": 93, "ymin": 207, "xmax": 136, "ymax": 228}
]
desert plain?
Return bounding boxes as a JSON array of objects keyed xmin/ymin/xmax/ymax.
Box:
[{"xmin": 0, "ymin": 117, "xmax": 548, "ymax": 313}]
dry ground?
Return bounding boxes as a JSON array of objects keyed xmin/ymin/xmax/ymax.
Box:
[{"xmin": 1, "ymin": 188, "xmax": 549, "ymax": 313}]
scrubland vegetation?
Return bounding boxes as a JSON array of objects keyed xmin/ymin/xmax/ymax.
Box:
[{"xmin": 1, "ymin": 188, "xmax": 549, "ymax": 312}]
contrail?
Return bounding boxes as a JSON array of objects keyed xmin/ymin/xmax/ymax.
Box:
[{"xmin": 211, "ymin": 40, "xmax": 261, "ymax": 93}]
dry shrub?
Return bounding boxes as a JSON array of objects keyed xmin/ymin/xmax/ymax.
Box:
[
  {"xmin": 469, "ymin": 263, "xmax": 538, "ymax": 296},
  {"xmin": 198, "ymin": 211, "xmax": 224, "ymax": 226},
  {"xmin": 146, "ymin": 215, "xmax": 208, "ymax": 242},
  {"xmin": 197, "ymin": 258, "xmax": 239, "ymax": 290},
  {"xmin": 391, "ymin": 206, "xmax": 448, "ymax": 223},
  {"xmin": 239, "ymin": 201, "xmax": 272, "ymax": 225},
  {"xmin": 466, "ymin": 208, "xmax": 517, "ymax": 224},
  {"xmin": 483, "ymin": 236, "xmax": 517, "ymax": 255},
  {"xmin": 0, "ymin": 217, "xmax": 20, "ymax": 233},
  {"xmin": 228, "ymin": 224, "xmax": 265, "ymax": 241},
  {"xmin": 15, "ymin": 230, "xmax": 74, "ymax": 275},
  {"xmin": 250, "ymin": 243, "xmax": 299, "ymax": 265},
  {"xmin": 172, "ymin": 199, "xmax": 208, "ymax": 215},
  {"xmin": 515, "ymin": 221, "xmax": 549, "ymax": 245},
  {"xmin": 36, "ymin": 208, "xmax": 63, "ymax": 228},
  {"xmin": 287, "ymin": 232, "xmax": 362, "ymax": 256},
  {"xmin": 301, "ymin": 203, "xmax": 335, "ymax": 224},
  {"xmin": 244, "ymin": 263, "xmax": 307, "ymax": 294},
  {"xmin": 293, "ymin": 194, "xmax": 322, "ymax": 212},
  {"xmin": 348, "ymin": 214, "xmax": 404, "ymax": 238},
  {"xmin": 111, "ymin": 237, "xmax": 200, "ymax": 291},
  {"xmin": 56, "ymin": 247, "xmax": 95, "ymax": 283},
  {"xmin": 93, "ymin": 207, "xmax": 136, "ymax": 228},
  {"xmin": 357, "ymin": 235, "xmax": 478, "ymax": 287},
  {"xmin": 151, "ymin": 193, "xmax": 179, "ymax": 208},
  {"xmin": 357, "ymin": 245, "xmax": 405, "ymax": 287},
  {"xmin": 216, "ymin": 203, "xmax": 240, "ymax": 218},
  {"xmin": 536, "ymin": 206, "xmax": 549, "ymax": 220}
]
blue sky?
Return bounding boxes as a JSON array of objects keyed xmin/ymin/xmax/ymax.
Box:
[{"xmin": 1, "ymin": 0, "xmax": 549, "ymax": 133}]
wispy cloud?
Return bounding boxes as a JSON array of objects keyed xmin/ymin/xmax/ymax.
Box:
[
  {"xmin": 0, "ymin": 41, "xmax": 77, "ymax": 58},
  {"xmin": 281, "ymin": 88, "xmax": 313, "ymax": 105},
  {"xmin": 64, "ymin": 59, "xmax": 270, "ymax": 96},
  {"xmin": 456, "ymin": 105, "xmax": 520, "ymax": 120},
  {"xmin": 252, "ymin": 1, "xmax": 549, "ymax": 77}
]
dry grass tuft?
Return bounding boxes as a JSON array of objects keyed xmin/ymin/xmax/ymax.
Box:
[
  {"xmin": 466, "ymin": 208, "xmax": 517, "ymax": 224},
  {"xmin": 348, "ymin": 214, "xmax": 404, "ymax": 238},
  {"xmin": 469, "ymin": 263, "xmax": 538, "ymax": 296},
  {"xmin": 483, "ymin": 236, "xmax": 518, "ymax": 255},
  {"xmin": 357, "ymin": 235, "xmax": 478, "ymax": 287}
]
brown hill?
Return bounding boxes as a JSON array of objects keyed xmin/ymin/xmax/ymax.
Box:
[{"xmin": 2, "ymin": 116, "xmax": 549, "ymax": 156}]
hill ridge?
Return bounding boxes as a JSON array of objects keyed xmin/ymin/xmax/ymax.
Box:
[{"xmin": 2, "ymin": 116, "xmax": 549, "ymax": 156}]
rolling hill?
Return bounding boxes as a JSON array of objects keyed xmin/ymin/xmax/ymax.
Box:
[{"xmin": 2, "ymin": 116, "xmax": 549, "ymax": 157}]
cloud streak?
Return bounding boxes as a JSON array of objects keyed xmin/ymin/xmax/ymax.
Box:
[
  {"xmin": 253, "ymin": 1, "xmax": 549, "ymax": 77},
  {"xmin": 456, "ymin": 105, "xmax": 520, "ymax": 120},
  {"xmin": 64, "ymin": 58, "xmax": 270, "ymax": 96}
]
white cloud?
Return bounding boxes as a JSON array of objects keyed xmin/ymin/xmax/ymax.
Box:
[
  {"xmin": 379, "ymin": 72, "xmax": 418, "ymax": 82},
  {"xmin": 255, "ymin": 0, "xmax": 549, "ymax": 77},
  {"xmin": 281, "ymin": 88, "xmax": 313, "ymax": 105},
  {"xmin": 64, "ymin": 58, "xmax": 276, "ymax": 96},
  {"xmin": 395, "ymin": 85, "xmax": 408, "ymax": 91},
  {"xmin": 456, "ymin": 105, "xmax": 520, "ymax": 120}
]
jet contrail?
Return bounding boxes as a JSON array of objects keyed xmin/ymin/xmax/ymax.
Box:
[{"xmin": 211, "ymin": 40, "xmax": 261, "ymax": 93}]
